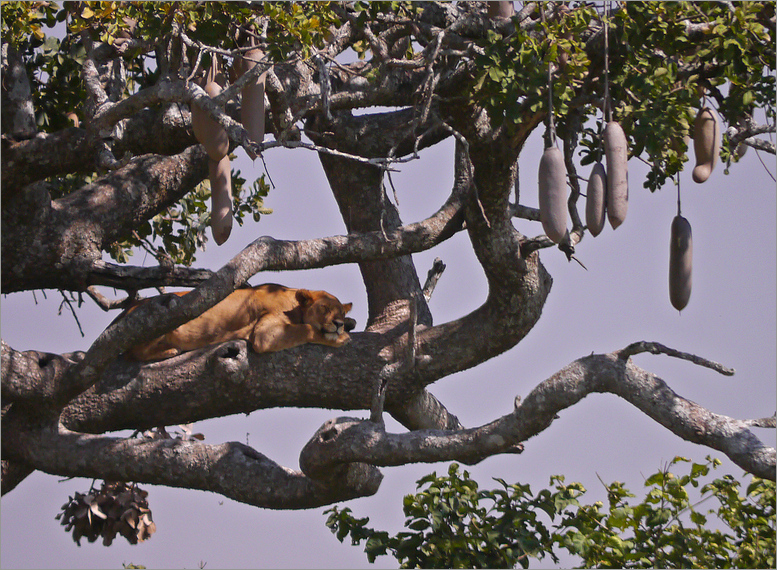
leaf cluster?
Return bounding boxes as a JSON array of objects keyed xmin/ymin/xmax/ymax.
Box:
[
  {"xmin": 0, "ymin": 1, "xmax": 62, "ymax": 47},
  {"xmin": 472, "ymin": 7, "xmax": 593, "ymax": 129},
  {"xmin": 258, "ymin": 1, "xmax": 341, "ymax": 62},
  {"xmin": 468, "ymin": 2, "xmax": 774, "ymax": 191},
  {"xmin": 555, "ymin": 456, "xmax": 776, "ymax": 568},
  {"xmin": 326, "ymin": 463, "xmax": 567, "ymax": 569},
  {"xmin": 108, "ymin": 166, "xmax": 272, "ymax": 267},
  {"xmin": 326, "ymin": 456, "xmax": 775, "ymax": 569},
  {"xmin": 607, "ymin": 1, "xmax": 775, "ymax": 190}
]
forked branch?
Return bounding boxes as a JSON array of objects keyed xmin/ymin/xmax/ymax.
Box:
[{"xmin": 300, "ymin": 343, "xmax": 775, "ymax": 484}]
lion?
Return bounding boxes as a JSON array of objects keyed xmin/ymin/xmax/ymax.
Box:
[{"xmin": 124, "ymin": 284, "xmax": 356, "ymax": 362}]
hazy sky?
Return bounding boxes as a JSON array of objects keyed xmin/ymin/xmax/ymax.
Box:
[{"xmin": 2, "ymin": 107, "xmax": 775, "ymax": 568}]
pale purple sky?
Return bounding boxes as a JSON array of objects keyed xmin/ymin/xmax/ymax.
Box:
[{"xmin": 2, "ymin": 115, "xmax": 775, "ymax": 568}]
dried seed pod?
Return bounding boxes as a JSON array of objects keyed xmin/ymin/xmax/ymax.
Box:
[
  {"xmin": 209, "ymin": 155, "xmax": 233, "ymax": 245},
  {"xmin": 192, "ymin": 79, "xmax": 229, "ymax": 162},
  {"xmin": 604, "ymin": 121, "xmax": 628, "ymax": 229},
  {"xmin": 692, "ymin": 106, "xmax": 720, "ymax": 183},
  {"xmin": 538, "ymin": 145, "xmax": 568, "ymax": 244},
  {"xmin": 668, "ymin": 214, "xmax": 692, "ymax": 312},
  {"xmin": 56, "ymin": 482, "xmax": 155, "ymax": 547},
  {"xmin": 585, "ymin": 161, "xmax": 607, "ymax": 237},
  {"xmin": 239, "ymin": 48, "xmax": 267, "ymax": 160}
]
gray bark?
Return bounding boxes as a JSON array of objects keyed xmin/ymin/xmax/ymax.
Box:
[{"xmin": 2, "ymin": 2, "xmax": 774, "ymax": 506}]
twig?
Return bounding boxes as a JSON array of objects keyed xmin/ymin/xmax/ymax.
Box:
[
  {"xmin": 514, "ymin": 159, "xmax": 520, "ymax": 205},
  {"xmin": 511, "ymin": 203, "xmax": 541, "ymax": 221},
  {"xmin": 619, "ymin": 341, "xmax": 735, "ymax": 376},
  {"xmin": 370, "ymin": 362, "xmax": 400, "ymax": 424},
  {"xmin": 407, "ymin": 294, "xmax": 418, "ymax": 368},
  {"xmin": 86, "ymin": 286, "xmax": 137, "ymax": 312},
  {"xmin": 562, "ymin": 112, "xmax": 585, "ymax": 248},
  {"xmin": 520, "ymin": 234, "xmax": 556, "ymax": 257},
  {"xmin": 743, "ymin": 414, "xmax": 776, "ymax": 429},
  {"xmin": 422, "ymin": 258, "xmax": 446, "ymax": 302},
  {"xmin": 569, "ymin": 255, "xmax": 588, "ymax": 271},
  {"xmin": 437, "ymin": 120, "xmax": 490, "ymax": 228},
  {"xmin": 57, "ymin": 292, "xmax": 85, "ymax": 337},
  {"xmin": 316, "ymin": 53, "xmax": 332, "ymax": 123},
  {"xmin": 755, "ymin": 147, "xmax": 777, "ymax": 182},
  {"xmin": 419, "ymin": 30, "xmax": 445, "ymax": 124},
  {"xmin": 258, "ymin": 152, "xmax": 276, "ymax": 189},
  {"xmin": 386, "ymin": 171, "xmax": 401, "ymax": 207}
]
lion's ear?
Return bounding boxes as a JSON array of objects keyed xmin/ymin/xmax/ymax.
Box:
[
  {"xmin": 342, "ymin": 303, "xmax": 353, "ymax": 313},
  {"xmin": 295, "ymin": 289, "xmax": 314, "ymax": 307}
]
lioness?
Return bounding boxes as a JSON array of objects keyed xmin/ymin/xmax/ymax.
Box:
[{"xmin": 125, "ymin": 284, "xmax": 356, "ymax": 361}]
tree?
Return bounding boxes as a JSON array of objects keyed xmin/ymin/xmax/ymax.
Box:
[
  {"xmin": 1, "ymin": 0, "xmax": 775, "ymax": 553},
  {"xmin": 325, "ymin": 457, "xmax": 776, "ymax": 568}
]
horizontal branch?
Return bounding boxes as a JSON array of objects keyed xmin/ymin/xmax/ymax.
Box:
[
  {"xmin": 726, "ymin": 122, "xmax": 777, "ymax": 154},
  {"xmin": 620, "ymin": 340, "xmax": 735, "ymax": 376},
  {"xmin": 88, "ymin": 261, "xmax": 215, "ymax": 291},
  {"xmin": 2, "ymin": 145, "xmax": 210, "ymax": 295},
  {"xmin": 299, "ymin": 344, "xmax": 776, "ymax": 482},
  {"xmin": 23, "ymin": 182, "xmax": 466, "ymax": 407},
  {"xmin": 1, "ymin": 415, "xmax": 381, "ymax": 507},
  {"xmin": 743, "ymin": 414, "xmax": 777, "ymax": 429}
]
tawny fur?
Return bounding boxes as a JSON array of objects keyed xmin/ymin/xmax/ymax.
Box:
[{"xmin": 125, "ymin": 284, "xmax": 355, "ymax": 361}]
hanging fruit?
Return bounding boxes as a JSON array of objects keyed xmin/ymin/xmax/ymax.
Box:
[
  {"xmin": 239, "ymin": 46, "xmax": 267, "ymax": 161},
  {"xmin": 585, "ymin": 161, "xmax": 607, "ymax": 237},
  {"xmin": 603, "ymin": 121, "xmax": 628, "ymax": 229},
  {"xmin": 192, "ymin": 63, "xmax": 229, "ymax": 162},
  {"xmin": 691, "ymin": 106, "xmax": 720, "ymax": 183},
  {"xmin": 668, "ymin": 214, "xmax": 693, "ymax": 312},
  {"xmin": 487, "ymin": 1, "xmax": 514, "ymax": 19},
  {"xmin": 209, "ymin": 155, "xmax": 233, "ymax": 245},
  {"xmin": 538, "ymin": 145, "xmax": 568, "ymax": 244}
]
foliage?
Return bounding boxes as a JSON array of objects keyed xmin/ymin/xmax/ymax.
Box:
[
  {"xmin": 108, "ymin": 165, "xmax": 272, "ymax": 266},
  {"xmin": 326, "ymin": 457, "xmax": 775, "ymax": 569},
  {"xmin": 471, "ymin": 1, "xmax": 775, "ymax": 191},
  {"xmin": 4, "ymin": 1, "xmax": 773, "ymax": 268},
  {"xmin": 473, "ymin": 6, "xmax": 593, "ymax": 128}
]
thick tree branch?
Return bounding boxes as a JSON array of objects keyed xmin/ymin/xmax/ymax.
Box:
[
  {"xmin": 0, "ymin": 181, "xmax": 467, "ymax": 412},
  {"xmin": 1, "ymin": 44, "xmax": 37, "ymax": 140},
  {"xmin": 88, "ymin": 261, "xmax": 215, "ymax": 291},
  {"xmin": 1, "ymin": 145, "xmax": 209, "ymax": 294},
  {"xmin": 0, "ymin": 457, "xmax": 34, "ymax": 496},
  {"xmin": 300, "ymin": 345, "xmax": 776, "ymax": 482},
  {"xmin": 1, "ymin": 413, "xmax": 381, "ymax": 507}
]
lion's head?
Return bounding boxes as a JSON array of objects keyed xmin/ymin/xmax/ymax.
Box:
[{"xmin": 296, "ymin": 289, "xmax": 356, "ymax": 341}]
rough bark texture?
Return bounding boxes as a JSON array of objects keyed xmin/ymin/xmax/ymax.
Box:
[{"xmin": 2, "ymin": 2, "xmax": 774, "ymax": 508}]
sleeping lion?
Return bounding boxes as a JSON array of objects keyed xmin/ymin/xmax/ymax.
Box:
[{"xmin": 124, "ymin": 283, "xmax": 356, "ymax": 361}]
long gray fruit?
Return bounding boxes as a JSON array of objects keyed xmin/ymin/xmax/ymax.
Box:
[
  {"xmin": 604, "ymin": 121, "xmax": 628, "ymax": 229},
  {"xmin": 669, "ymin": 214, "xmax": 692, "ymax": 312},
  {"xmin": 209, "ymin": 155, "xmax": 233, "ymax": 246},
  {"xmin": 586, "ymin": 161, "xmax": 607, "ymax": 237},
  {"xmin": 538, "ymin": 145, "xmax": 568, "ymax": 244},
  {"xmin": 692, "ymin": 106, "xmax": 720, "ymax": 183}
]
